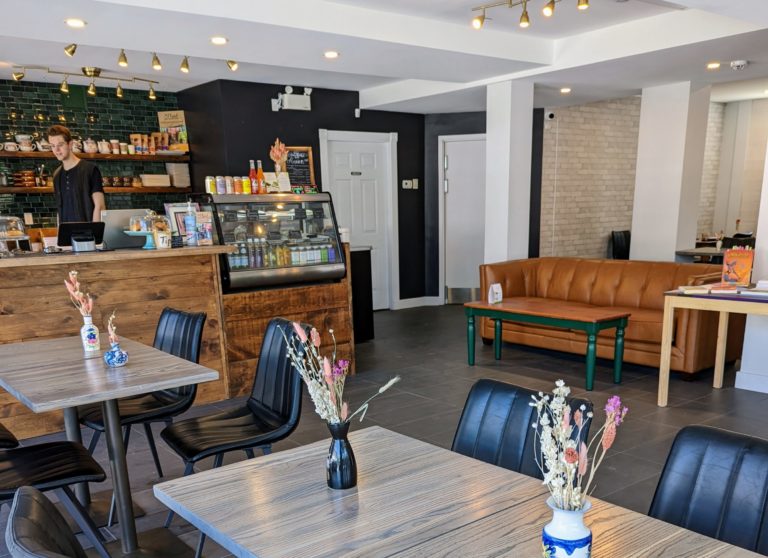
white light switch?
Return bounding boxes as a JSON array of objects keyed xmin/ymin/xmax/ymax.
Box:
[
  {"xmin": 412, "ymin": 179, "xmax": 419, "ymax": 190},
  {"xmin": 402, "ymin": 179, "xmax": 413, "ymax": 190}
]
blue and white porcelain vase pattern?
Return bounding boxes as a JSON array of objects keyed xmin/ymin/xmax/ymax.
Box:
[
  {"xmin": 80, "ymin": 316, "xmax": 101, "ymax": 359},
  {"xmin": 103, "ymin": 342, "xmax": 128, "ymax": 367},
  {"xmin": 542, "ymin": 497, "xmax": 592, "ymax": 558}
]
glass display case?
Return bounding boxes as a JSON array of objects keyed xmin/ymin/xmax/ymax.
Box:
[
  {"xmin": 0, "ymin": 215, "xmax": 29, "ymax": 255},
  {"xmin": 200, "ymin": 193, "xmax": 346, "ymax": 290}
]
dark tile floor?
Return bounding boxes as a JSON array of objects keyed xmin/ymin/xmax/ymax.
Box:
[{"xmin": 3, "ymin": 304, "xmax": 765, "ymax": 556}]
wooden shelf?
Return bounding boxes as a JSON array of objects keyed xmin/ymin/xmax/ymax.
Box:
[
  {"xmin": 0, "ymin": 187, "xmax": 191, "ymax": 194},
  {"xmin": 0, "ymin": 152, "xmax": 189, "ymax": 163}
]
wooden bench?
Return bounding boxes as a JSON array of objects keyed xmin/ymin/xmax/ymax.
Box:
[{"xmin": 464, "ymin": 299, "xmax": 630, "ymax": 390}]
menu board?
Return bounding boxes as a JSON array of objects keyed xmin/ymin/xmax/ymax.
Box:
[{"xmin": 286, "ymin": 146, "xmax": 315, "ymax": 185}]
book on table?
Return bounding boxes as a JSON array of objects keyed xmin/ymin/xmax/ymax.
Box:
[{"xmin": 721, "ymin": 248, "xmax": 754, "ymax": 286}]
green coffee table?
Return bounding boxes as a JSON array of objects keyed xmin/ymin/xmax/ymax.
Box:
[{"xmin": 464, "ymin": 300, "xmax": 630, "ymax": 391}]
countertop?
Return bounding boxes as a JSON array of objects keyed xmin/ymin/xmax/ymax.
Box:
[{"xmin": 0, "ymin": 245, "xmax": 233, "ymax": 269}]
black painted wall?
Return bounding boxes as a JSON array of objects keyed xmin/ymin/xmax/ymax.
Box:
[{"xmin": 177, "ymin": 80, "xmax": 425, "ymax": 299}]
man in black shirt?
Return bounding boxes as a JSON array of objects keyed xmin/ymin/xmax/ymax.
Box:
[{"xmin": 47, "ymin": 125, "xmax": 106, "ymax": 223}]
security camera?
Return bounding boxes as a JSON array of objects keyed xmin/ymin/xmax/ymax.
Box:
[{"xmin": 547, "ymin": 112, "xmax": 556, "ymax": 120}]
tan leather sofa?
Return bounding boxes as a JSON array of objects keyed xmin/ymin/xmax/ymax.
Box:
[{"xmin": 479, "ymin": 258, "xmax": 745, "ymax": 374}]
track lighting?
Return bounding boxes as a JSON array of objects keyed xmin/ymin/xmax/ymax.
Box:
[
  {"xmin": 118, "ymin": 49, "xmax": 128, "ymax": 67},
  {"xmin": 543, "ymin": 0, "xmax": 555, "ymax": 17},
  {"xmin": 60, "ymin": 77, "xmax": 69, "ymax": 94},
  {"xmin": 116, "ymin": 82, "xmax": 124, "ymax": 99},
  {"xmin": 87, "ymin": 80, "xmax": 97, "ymax": 96},
  {"xmin": 226, "ymin": 59, "xmax": 238, "ymax": 71},
  {"xmin": 472, "ymin": 9, "xmax": 486, "ymax": 29},
  {"xmin": 519, "ymin": 2, "xmax": 530, "ymax": 28},
  {"xmin": 151, "ymin": 53, "xmax": 162, "ymax": 71},
  {"xmin": 578, "ymin": 0, "xmax": 589, "ymax": 10},
  {"xmin": 64, "ymin": 43, "xmax": 77, "ymax": 57},
  {"xmin": 148, "ymin": 84, "xmax": 156, "ymax": 101},
  {"xmin": 12, "ymin": 70, "xmax": 25, "ymax": 81},
  {"xmin": 472, "ymin": 0, "xmax": 590, "ymax": 29},
  {"xmin": 180, "ymin": 56, "xmax": 190, "ymax": 73}
]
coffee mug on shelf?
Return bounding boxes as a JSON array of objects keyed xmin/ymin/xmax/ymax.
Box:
[
  {"xmin": 98, "ymin": 140, "xmax": 111, "ymax": 154},
  {"xmin": 35, "ymin": 140, "xmax": 52, "ymax": 151},
  {"xmin": 3, "ymin": 142, "xmax": 19, "ymax": 152},
  {"xmin": 71, "ymin": 139, "xmax": 83, "ymax": 153}
]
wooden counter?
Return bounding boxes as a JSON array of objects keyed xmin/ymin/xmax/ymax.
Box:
[{"xmin": 0, "ymin": 246, "xmax": 232, "ymax": 438}]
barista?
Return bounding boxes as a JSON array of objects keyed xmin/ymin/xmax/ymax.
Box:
[{"xmin": 47, "ymin": 125, "xmax": 106, "ymax": 223}]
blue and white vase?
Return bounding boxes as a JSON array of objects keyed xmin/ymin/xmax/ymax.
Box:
[
  {"xmin": 542, "ymin": 497, "xmax": 592, "ymax": 558},
  {"xmin": 103, "ymin": 342, "xmax": 128, "ymax": 368},
  {"xmin": 80, "ymin": 316, "xmax": 101, "ymax": 359}
]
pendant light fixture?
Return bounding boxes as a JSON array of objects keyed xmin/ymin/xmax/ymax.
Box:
[
  {"xmin": 180, "ymin": 56, "xmax": 190, "ymax": 73},
  {"xmin": 543, "ymin": 0, "xmax": 555, "ymax": 17},
  {"xmin": 148, "ymin": 84, "xmax": 157, "ymax": 100},
  {"xmin": 226, "ymin": 59, "xmax": 238, "ymax": 71},
  {"xmin": 64, "ymin": 43, "xmax": 78, "ymax": 57},
  {"xmin": 118, "ymin": 49, "xmax": 128, "ymax": 67},
  {"xmin": 116, "ymin": 82, "xmax": 124, "ymax": 99},
  {"xmin": 87, "ymin": 80, "xmax": 97, "ymax": 96},
  {"xmin": 578, "ymin": 0, "xmax": 589, "ymax": 10},
  {"xmin": 519, "ymin": 1, "xmax": 530, "ymax": 28},
  {"xmin": 151, "ymin": 53, "xmax": 162, "ymax": 71},
  {"xmin": 472, "ymin": 9, "xmax": 486, "ymax": 29},
  {"xmin": 12, "ymin": 69, "xmax": 25, "ymax": 81},
  {"xmin": 60, "ymin": 76, "xmax": 69, "ymax": 93}
]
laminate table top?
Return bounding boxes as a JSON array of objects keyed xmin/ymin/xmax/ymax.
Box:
[
  {"xmin": 154, "ymin": 426, "xmax": 758, "ymax": 558},
  {"xmin": 0, "ymin": 336, "xmax": 219, "ymax": 412}
]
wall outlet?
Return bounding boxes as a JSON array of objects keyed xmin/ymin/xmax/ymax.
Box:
[
  {"xmin": 402, "ymin": 179, "xmax": 413, "ymax": 190},
  {"xmin": 412, "ymin": 178, "xmax": 419, "ymax": 190},
  {"xmin": 23, "ymin": 213, "xmax": 34, "ymax": 225}
]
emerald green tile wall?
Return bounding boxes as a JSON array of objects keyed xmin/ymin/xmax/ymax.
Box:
[{"xmin": 0, "ymin": 79, "xmax": 187, "ymax": 226}]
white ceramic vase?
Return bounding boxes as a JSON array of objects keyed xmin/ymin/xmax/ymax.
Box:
[
  {"xmin": 542, "ymin": 497, "xmax": 592, "ymax": 558},
  {"xmin": 80, "ymin": 316, "xmax": 101, "ymax": 359}
]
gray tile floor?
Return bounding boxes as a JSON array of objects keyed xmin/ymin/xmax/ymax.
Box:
[{"xmin": 2, "ymin": 304, "xmax": 764, "ymax": 556}]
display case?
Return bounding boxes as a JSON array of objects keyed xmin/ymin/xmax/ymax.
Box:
[
  {"xmin": 200, "ymin": 193, "xmax": 346, "ymax": 290},
  {"xmin": 0, "ymin": 215, "xmax": 29, "ymax": 255}
]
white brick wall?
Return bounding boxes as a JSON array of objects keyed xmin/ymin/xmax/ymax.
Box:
[{"xmin": 697, "ymin": 102, "xmax": 725, "ymax": 236}]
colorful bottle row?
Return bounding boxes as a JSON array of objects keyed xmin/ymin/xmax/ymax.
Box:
[
  {"xmin": 228, "ymin": 239, "xmax": 337, "ymax": 271},
  {"xmin": 205, "ymin": 160, "xmax": 266, "ymax": 195}
]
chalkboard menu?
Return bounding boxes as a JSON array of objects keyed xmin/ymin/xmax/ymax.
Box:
[{"xmin": 285, "ymin": 146, "xmax": 315, "ymax": 185}]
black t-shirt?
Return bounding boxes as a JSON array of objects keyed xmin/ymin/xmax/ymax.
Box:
[{"xmin": 55, "ymin": 161, "xmax": 103, "ymax": 223}]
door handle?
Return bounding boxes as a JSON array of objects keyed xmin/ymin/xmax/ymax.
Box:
[
  {"xmin": 351, "ymin": 171, "xmax": 362, "ymax": 176},
  {"xmin": 444, "ymin": 179, "xmax": 448, "ymax": 193}
]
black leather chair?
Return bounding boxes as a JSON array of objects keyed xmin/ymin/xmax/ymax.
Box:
[
  {"xmin": 161, "ymin": 316, "xmax": 304, "ymax": 558},
  {"xmin": 79, "ymin": 307, "xmax": 207, "ymax": 479},
  {"xmin": 649, "ymin": 425, "xmax": 768, "ymax": 555},
  {"xmin": 452, "ymin": 379, "xmax": 592, "ymax": 479},
  {"xmin": 722, "ymin": 236, "xmax": 756, "ymax": 249},
  {"xmin": 5, "ymin": 486, "xmax": 86, "ymax": 558},
  {"xmin": 610, "ymin": 230, "xmax": 631, "ymax": 260}
]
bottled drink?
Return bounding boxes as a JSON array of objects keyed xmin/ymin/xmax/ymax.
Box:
[
  {"xmin": 225, "ymin": 176, "xmax": 234, "ymax": 194},
  {"xmin": 215, "ymin": 176, "xmax": 226, "ymax": 194},
  {"xmin": 205, "ymin": 176, "xmax": 215, "ymax": 194},
  {"xmin": 239, "ymin": 243, "xmax": 248, "ymax": 268},
  {"xmin": 328, "ymin": 244, "xmax": 336, "ymax": 262},
  {"xmin": 242, "ymin": 176, "xmax": 251, "ymax": 195},
  {"xmin": 184, "ymin": 201, "xmax": 197, "ymax": 246},
  {"xmin": 299, "ymin": 246, "xmax": 307, "ymax": 265},
  {"xmin": 248, "ymin": 160, "xmax": 257, "ymax": 194},
  {"xmin": 233, "ymin": 176, "xmax": 243, "ymax": 195},
  {"xmin": 290, "ymin": 246, "xmax": 299, "ymax": 266},
  {"xmin": 321, "ymin": 244, "xmax": 328, "ymax": 263},
  {"xmin": 256, "ymin": 160, "xmax": 266, "ymax": 194},
  {"xmin": 247, "ymin": 238, "xmax": 256, "ymax": 268}
]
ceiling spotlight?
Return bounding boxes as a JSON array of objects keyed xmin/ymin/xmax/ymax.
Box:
[
  {"xmin": 519, "ymin": 2, "xmax": 530, "ymax": 28},
  {"xmin": 543, "ymin": 0, "xmax": 555, "ymax": 17},
  {"xmin": 560, "ymin": 87, "xmax": 572, "ymax": 94},
  {"xmin": 12, "ymin": 70, "xmax": 24, "ymax": 81},
  {"xmin": 304, "ymin": 87, "xmax": 312, "ymax": 95},
  {"xmin": 118, "ymin": 49, "xmax": 128, "ymax": 67},
  {"xmin": 324, "ymin": 50, "xmax": 340, "ymax": 59},
  {"xmin": 116, "ymin": 82, "xmax": 124, "ymax": 99},
  {"xmin": 285, "ymin": 85, "xmax": 294, "ymax": 94},
  {"xmin": 87, "ymin": 80, "xmax": 96, "ymax": 96},
  {"xmin": 64, "ymin": 43, "xmax": 78, "ymax": 57},
  {"xmin": 60, "ymin": 77, "xmax": 69, "ymax": 94},
  {"xmin": 706, "ymin": 61, "xmax": 721, "ymax": 70},
  {"xmin": 148, "ymin": 85, "xmax": 156, "ymax": 101},
  {"xmin": 226, "ymin": 59, "xmax": 238, "ymax": 71},
  {"xmin": 210, "ymin": 36, "xmax": 228, "ymax": 45},
  {"xmin": 152, "ymin": 53, "xmax": 162, "ymax": 71},
  {"xmin": 577, "ymin": 0, "xmax": 589, "ymax": 10},
  {"xmin": 65, "ymin": 18, "xmax": 87, "ymax": 28},
  {"xmin": 180, "ymin": 56, "xmax": 190, "ymax": 73},
  {"xmin": 472, "ymin": 9, "xmax": 486, "ymax": 29}
]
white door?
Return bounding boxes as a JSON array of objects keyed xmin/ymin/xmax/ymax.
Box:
[
  {"xmin": 442, "ymin": 136, "xmax": 486, "ymax": 303},
  {"xmin": 325, "ymin": 140, "xmax": 391, "ymax": 310}
]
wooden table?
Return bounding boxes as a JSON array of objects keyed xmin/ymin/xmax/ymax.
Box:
[
  {"xmin": 0, "ymin": 336, "xmax": 219, "ymax": 556},
  {"xmin": 658, "ymin": 292, "xmax": 768, "ymax": 407},
  {"xmin": 675, "ymin": 246, "xmax": 724, "ymax": 263},
  {"xmin": 154, "ymin": 426, "xmax": 758, "ymax": 557},
  {"xmin": 464, "ymin": 300, "xmax": 630, "ymax": 390}
]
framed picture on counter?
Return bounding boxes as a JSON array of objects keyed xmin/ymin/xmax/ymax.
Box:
[{"xmin": 164, "ymin": 202, "xmax": 199, "ymax": 237}]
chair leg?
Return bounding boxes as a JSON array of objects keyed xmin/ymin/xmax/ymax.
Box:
[
  {"xmin": 244, "ymin": 448, "xmax": 255, "ymax": 459},
  {"xmin": 144, "ymin": 422, "xmax": 165, "ymax": 478},
  {"xmin": 164, "ymin": 462, "xmax": 194, "ymax": 528},
  {"xmin": 56, "ymin": 486, "xmax": 110, "ymax": 558},
  {"xmin": 87, "ymin": 429, "xmax": 102, "ymax": 454},
  {"xmin": 107, "ymin": 425, "xmax": 133, "ymax": 527},
  {"xmin": 195, "ymin": 533, "xmax": 207, "ymax": 558}
]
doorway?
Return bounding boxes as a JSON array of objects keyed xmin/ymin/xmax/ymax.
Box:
[
  {"xmin": 319, "ymin": 130, "xmax": 398, "ymax": 310},
  {"xmin": 439, "ymin": 134, "xmax": 487, "ymax": 304}
]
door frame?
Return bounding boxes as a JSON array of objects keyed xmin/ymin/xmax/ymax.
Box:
[
  {"xmin": 438, "ymin": 133, "xmax": 487, "ymax": 304},
  {"xmin": 319, "ymin": 129, "xmax": 400, "ymax": 310}
]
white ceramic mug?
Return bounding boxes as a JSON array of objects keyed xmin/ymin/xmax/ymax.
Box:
[{"xmin": 3, "ymin": 142, "xmax": 19, "ymax": 152}]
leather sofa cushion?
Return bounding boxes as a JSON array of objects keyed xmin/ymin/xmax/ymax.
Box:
[{"xmin": 597, "ymin": 306, "xmax": 663, "ymax": 344}]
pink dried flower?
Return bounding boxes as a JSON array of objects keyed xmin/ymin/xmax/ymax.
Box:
[
  {"xmin": 561, "ymin": 406, "xmax": 571, "ymax": 431},
  {"xmin": 310, "ymin": 328, "xmax": 321, "ymax": 348},
  {"xmin": 578, "ymin": 442, "xmax": 588, "ymax": 476},
  {"xmin": 292, "ymin": 322, "xmax": 308, "ymax": 344},
  {"xmin": 574, "ymin": 409, "xmax": 583, "ymax": 428},
  {"xmin": 602, "ymin": 422, "xmax": 616, "ymax": 451},
  {"xmin": 341, "ymin": 402, "xmax": 349, "ymax": 421},
  {"xmin": 564, "ymin": 447, "xmax": 578, "ymax": 464},
  {"xmin": 323, "ymin": 357, "xmax": 333, "ymax": 381}
]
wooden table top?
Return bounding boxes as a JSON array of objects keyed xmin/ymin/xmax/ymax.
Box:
[
  {"xmin": 465, "ymin": 298, "xmax": 631, "ymax": 323},
  {"xmin": 675, "ymin": 247, "xmax": 724, "ymax": 257},
  {"xmin": 0, "ymin": 336, "xmax": 219, "ymax": 412},
  {"xmin": 153, "ymin": 426, "xmax": 757, "ymax": 558}
]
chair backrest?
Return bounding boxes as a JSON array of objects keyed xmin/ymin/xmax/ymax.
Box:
[
  {"xmin": 649, "ymin": 425, "xmax": 768, "ymax": 555},
  {"xmin": 452, "ymin": 379, "xmax": 592, "ymax": 479},
  {"xmin": 151, "ymin": 307, "xmax": 207, "ymax": 405},
  {"xmin": 722, "ymin": 236, "xmax": 756, "ymax": 249},
  {"xmin": 247, "ymin": 317, "xmax": 303, "ymax": 439},
  {"xmin": 5, "ymin": 486, "xmax": 87, "ymax": 558},
  {"xmin": 611, "ymin": 230, "xmax": 631, "ymax": 260}
]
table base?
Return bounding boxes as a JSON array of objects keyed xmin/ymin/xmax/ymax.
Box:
[
  {"xmin": 97, "ymin": 528, "xmax": 194, "ymax": 557},
  {"xmin": 59, "ymin": 493, "xmax": 145, "ymax": 532}
]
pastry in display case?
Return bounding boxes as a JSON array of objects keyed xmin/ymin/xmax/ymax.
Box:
[
  {"xmin": 194, "ymin": 193, "xmax": 346, "ymax": 290},
  {"xmin": 0, "ymin": 215, "xmax": 29, "ymax": 255}
]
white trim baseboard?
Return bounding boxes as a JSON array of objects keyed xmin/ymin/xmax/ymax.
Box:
[{"xmin": 392, "ymin": 296, "xmax": 445, "ymax": 310}]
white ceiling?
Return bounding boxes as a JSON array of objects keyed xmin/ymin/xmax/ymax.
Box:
[{"xmin": 1, "ymin": 0, "xmax": 768, "ymax": 113}]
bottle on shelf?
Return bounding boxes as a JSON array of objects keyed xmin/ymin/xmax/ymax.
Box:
[
  {"xmin": 247, "ymin": 238, "xmax": 256, "ymax": 268},
  {"xmin": 242, "ymin": 176, "xmax": 251, "ymax": 195},
  {"xmin": 248, "ymin": 160, "xmax": 257, "ymax": 195},
  {"xmin": 256, "ymin": 160, "xmax": 266, "ymax": 194},
  {"xmin": 234, "ymin": 176, "xmax": 243, "ymax": 195},
  {"xmin": 184, "ymin": 201, "xmax": 197, "ymax": 246},
  {"xmin": 328, "ymin": 243, "xmax": 336, "ymax": 262},
  {"xmin": 239, "ymin": 243, "xmax": 248, "ymax": 268}
]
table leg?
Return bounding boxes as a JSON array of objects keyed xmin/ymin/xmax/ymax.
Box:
[
  {"xmin": 494, "ymin": 319, "xmax": 502, "ymax": 360},
  {"xmin": 102, "ymin": 399, "xmax": 138, "ymax": 554},
  {"xmin": 613, "ymin": 321, "xmax": 626, "ymax": 384},
  {"xmin": 585, "ymin": 333, "xmax": 597, "ymax": 391},
  {"xmin": 657, "ymin": 296, "xmax": 675, "ymax": 407},
  {"xmin": 63, "ymin": 407, "xmax": 91, "ymax": 506},
  {"xmin": 467, "ymin": 314, "xmax": 475, "ymax": 366},
  {"xmin": 713, "ymin": 311, "xmax": 729, "ymax": 389}
]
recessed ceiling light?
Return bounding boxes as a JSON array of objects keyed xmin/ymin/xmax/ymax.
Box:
[
  {"xmin": 324, "ymin": 50, "xmax": 340, "ymax": 59},
  {"xmin": 210, "ymin": 36, "xmax": 228, "ymax": 46},
  {"xmin": 65, "ymin": 18, "xmax": 87, "ymax": 28},
  {"xmin": 560, "ymin": 87, "xmax": 572, "ymax": 94},
  {"xmin": 764, "ymin": 89, "xmax": 768, "ymax": 95},
  {"xmin": 706, "ymin": 61, "xmax": 721, "ymax": 70}
]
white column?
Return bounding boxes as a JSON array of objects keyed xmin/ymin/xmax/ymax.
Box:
[
  {"xmin": 630, "ymin": 82, "xmax": 711, "ymax": 261},
  {"xmin": 484, "ymin": 80, "xmax": 533, "ymax": 263},
  {"xmin": 735, "ymin": 139, "xmax": 768, "ymax": 393}
]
